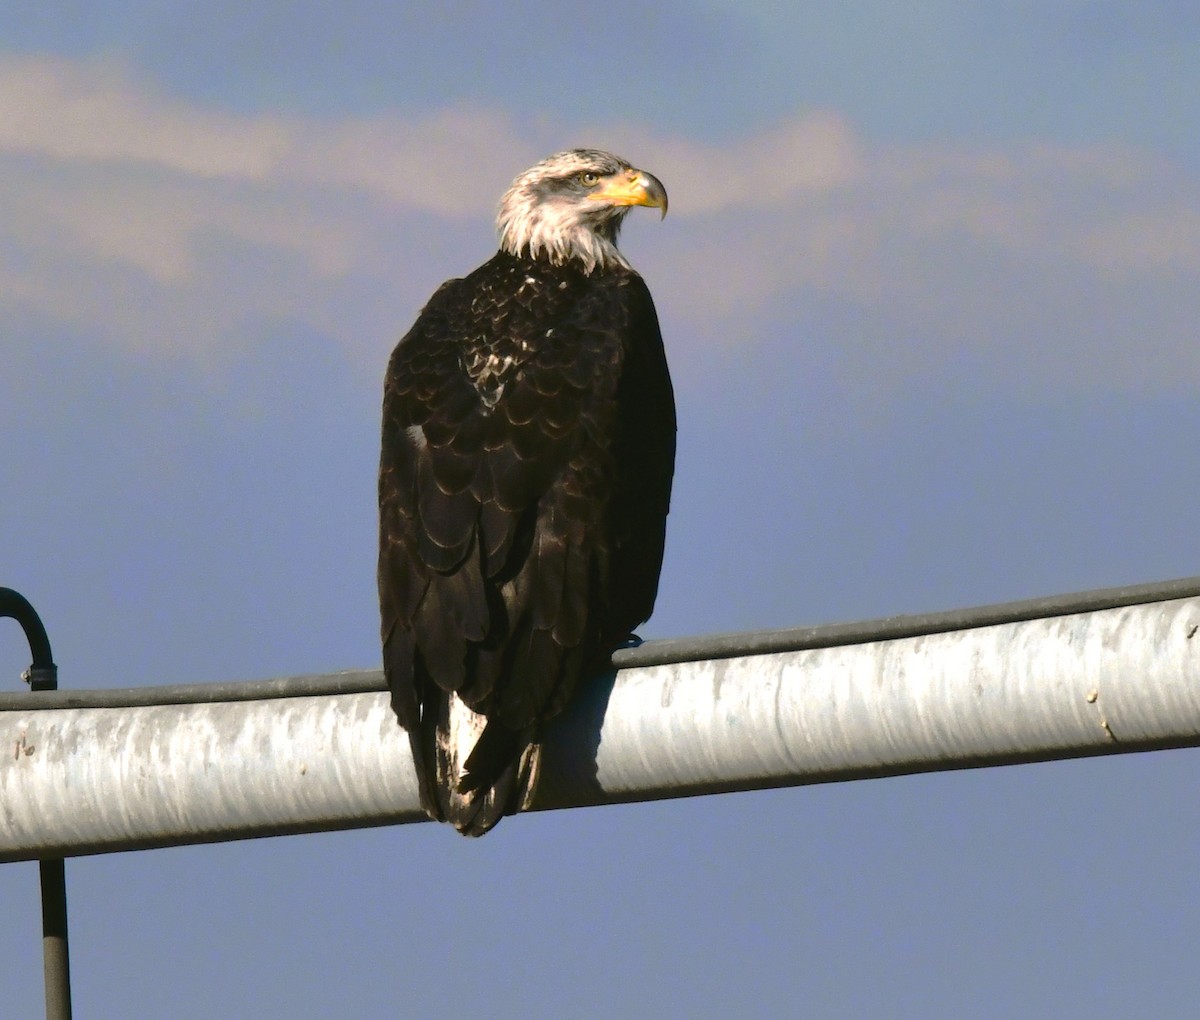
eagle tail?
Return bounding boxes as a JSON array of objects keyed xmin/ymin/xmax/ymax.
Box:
[{"xmin": 428, "ymin": 694, "xmax": 540, "ymax": 836}]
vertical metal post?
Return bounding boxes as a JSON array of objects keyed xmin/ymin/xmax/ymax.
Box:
[
  {"xmin": 38, "ymin": 859, "xmax": 72, "ymax": 1020},
  {"xmin": 1, "ymin": 588, "xmax": 72, "ymax": 1020}
]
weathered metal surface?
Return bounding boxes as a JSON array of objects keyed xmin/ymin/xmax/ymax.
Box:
[
  {"xmin": 3, "ymin": 597, "xmax": 1199, "ymax": 860},
  {"xmin": 0, "ymin": 692, "xmax": 423, "ymax": 860},
  {"xmin": 537, "ymin": 596, "xmax": 1200, "ymax": 806}
]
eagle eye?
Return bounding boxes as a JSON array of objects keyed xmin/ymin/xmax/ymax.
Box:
[{"xmin": 579, "ymin": 171, "xmax": 600, "ymax": 186}]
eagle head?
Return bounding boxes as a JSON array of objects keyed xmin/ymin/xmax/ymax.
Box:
[{"xmin": 497, "ymin": 149, "xmax": 668, "ymax": 274}]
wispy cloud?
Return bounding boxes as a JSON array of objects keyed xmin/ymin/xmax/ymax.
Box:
[
  {"xmin": 0, "ymin": 55, "xmax": 290, "ymax": 178},
  {"xmin": 2, "ymin": 54, "xmax": 1198, "ymax": 395}
]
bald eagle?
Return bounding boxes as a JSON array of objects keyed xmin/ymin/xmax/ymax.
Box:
[{"xmin": 378, "ymin": 150, "xmax": 675, "ymax": 835}]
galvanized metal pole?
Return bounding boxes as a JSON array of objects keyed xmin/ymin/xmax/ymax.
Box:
[
  {"xmin": 1, "ymin": 584, "xmax": 1199, "ymax": 860},
  {"xmin": 1, "ymin": 588, "xmax": 72, "ymax": 1020}
]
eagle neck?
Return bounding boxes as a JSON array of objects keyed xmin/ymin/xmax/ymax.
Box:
[{"xmin": 497, "ymin": 209, "xmax": 630, "ymax": 275}]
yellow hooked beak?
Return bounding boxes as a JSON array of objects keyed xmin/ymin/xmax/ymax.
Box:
[{"xmin": 589, "ymin": 167, "xmax": 669, "ymax": 218}]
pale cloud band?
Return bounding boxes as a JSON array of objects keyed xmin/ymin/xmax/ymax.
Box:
[{"xmin": 1, "ymin": 54, "xmax": 1197, "ymax": 393}]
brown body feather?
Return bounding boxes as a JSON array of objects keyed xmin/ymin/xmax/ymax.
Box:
[{"xmin": 379, "ymin": 246, "xmax": 675, "ymax": 835}]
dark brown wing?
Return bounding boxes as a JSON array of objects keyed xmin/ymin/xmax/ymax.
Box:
[
  {"xmin": 599, "ymin": 272, "xmax": 676, "ymax": 653},
  {"xmin": 378, "ymin": 251, "xmax": 674, "ymax": 833}
]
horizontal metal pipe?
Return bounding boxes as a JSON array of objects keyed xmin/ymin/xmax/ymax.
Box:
[
  {"xmin": 538, "ymin": 594, "xmax": 1200, "ymax": 806},
  {"xmin": 2, "ymin": 596, "xmax": 1199, "ymax": 859},
  {"xmin": 0, "ymin": 690, "xmax": 423, "ymax": 860}
]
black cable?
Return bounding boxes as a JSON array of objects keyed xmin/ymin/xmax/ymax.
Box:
[
  {"xmin": 0, "ymin": 587, "xmax": 57, "ymax": 691},
  {"xmin": 2, "ymin": 575, "xmax": 1199, "ymax": 712}
]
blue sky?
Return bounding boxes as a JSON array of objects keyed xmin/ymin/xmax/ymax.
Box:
[{"xmin": 3, "ymin": 4, "xmax": 1200, "ymax": 1016}]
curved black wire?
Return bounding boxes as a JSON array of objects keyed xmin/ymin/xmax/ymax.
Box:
[{"xmin": 0, "ymin": 587, "xmax": 57, "ymax": 691}]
